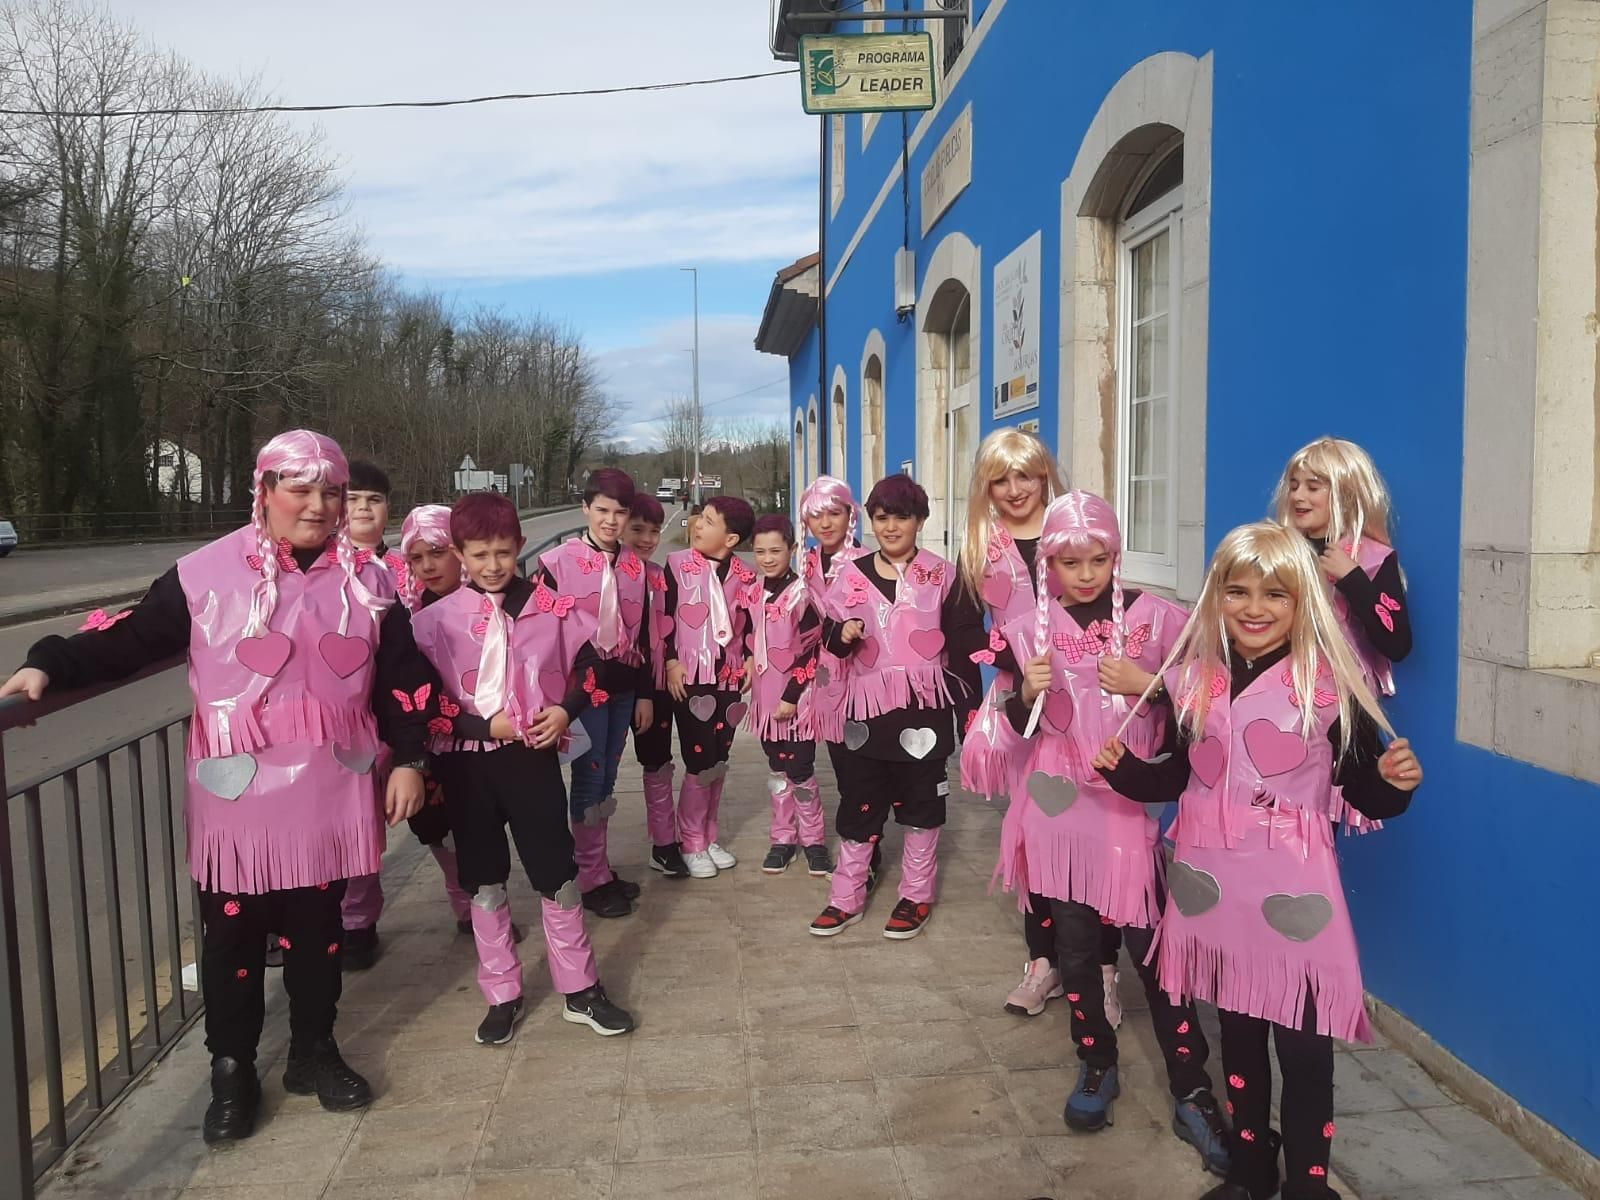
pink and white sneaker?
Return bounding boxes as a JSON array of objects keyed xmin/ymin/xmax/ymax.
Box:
[
  {"xmin": 1004, "ymin": 958, "xmax": 1065, "ymax": 1017},
  {"xmin": 1102, "ymin": 964, "xmax": 1123, "ymax": 1030}
]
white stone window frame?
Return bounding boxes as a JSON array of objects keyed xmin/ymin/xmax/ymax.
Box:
[
  {"xmin": 1057, "ymin": 51, "xmax": 1213, "ymax": 602},
  {"xmin": 861, "ymin": 328, "xmax": 888, "ymax": 486},
  {"xmin": 915, "ymin": 231, "xmax": 983, "ymax": 557},
  {"xmin": 830, "ymin": 364, "xmax": 849, "ymax": 480},
  {"xmin": 1457, "ymin": 1, "xmax": 1600, "ymax": 784}
]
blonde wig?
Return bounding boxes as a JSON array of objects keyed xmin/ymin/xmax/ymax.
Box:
[
  {"xmin": 1141, "ymin": 522, "xmax": 1392, "ymax": 758},
  {"xmin": 1271, "ymin": 437, "xmax": 1394, "ymax": 551},
  {"xmin": 960, "ymin": 427, "xmax": 1067, "ymax": 598}
]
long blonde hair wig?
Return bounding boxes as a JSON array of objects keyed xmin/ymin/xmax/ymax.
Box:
[
  {"xmin": 960, "ymin": 427, "xmax": 1066, "ymax": 598},
  {"xmin": 1271, "ymin": 437, "xmax": 1394, "ymax": 551}
]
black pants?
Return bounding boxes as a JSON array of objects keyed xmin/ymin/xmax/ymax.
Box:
[
  {"xmin": 406, "ymin": 772, "xmax": 452, "ymax": 846},
  {"xmin": 201, "ymin": 881, "xmax": 347, "ymax": 1065},
  {"xmin": 431, "ymin": 744, "xmax": 576, "ymax": 897},
  {"xmin": 760, "ymin": 736, "xmax": 816, "ymax": 782},
  {"xmin": 1050, "ymin": 898, "xmax": 1212, "ymax": 1099},
  {"xmin": 1025, "ymin": 895, "xmax": 1122, "ymax": 966},
  {"xmin": 1220, "ymin": 996, "xmax": 1337, "ymax": 1200},
  {"xmin": 672, "ymin": 684, "xmax": 740, "ymax": 773},
  {"xmin": 832, "ymin": 750, "xmax": 948, "ymax": 841},
  {"xmin": 632, "ymin": 688, "xmax": 674, "ymax": 771}
]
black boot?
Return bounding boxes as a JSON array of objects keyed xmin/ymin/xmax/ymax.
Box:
[
  {"xmin": 202, "ymin": 1056, "xmax": 261, "ymax": 1144},
  {"xmin": 609, "ymin": 872, "xmax": 642, "ymax": 901},
  {"xmin": 342, "ymin": 925, "xmax": 380, "ymax": 971},
  {"xmin": 282, "ymin": 1037, "xmax": 373, "ymax": 1112}
]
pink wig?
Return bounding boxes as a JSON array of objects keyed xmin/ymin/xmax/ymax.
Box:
[
  {"xmin": 248, "ymin": 430, "xmax": 389, "ymax": 637},
  {"xmin": 1033, "ymin": 490, "xmax": 1126, "ymax": 659},
  {"xmin": 799, "ymin": 474, "xmax": 860, "ymax": 582},
  {"xmin": 398, "ymin": 503, "xmax": 460, "ymax": 610}
]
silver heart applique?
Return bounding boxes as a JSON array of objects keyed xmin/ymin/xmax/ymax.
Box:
[
  {"xmin": 1261, "ymin": 892, "xmax": 1334, "ymax": 942},
  {"xmin": 1167, "ymin": 860, "xmax": 1222, "ymax": 917},
  {"xmin": 843, "ymin": 721, "xmax": 870, "ymax": 751},
  {"xmin": 766, "ymin": 775, "xmax": 788, "ymax": 795},
  {"xmin": 899, "ymin": 727, "xmax": 937, "ymax": 759},
  {"xmin": 196, "ymin": 754, "xmax": 258, "ymax": 801},
  {"xmin": 815, "ymin": 664, "xmax": 831, "ymax": 689},
  {"xmin": 332, "ymin": 744, "xmax": 376, "ymax": 775},
  {"xmin": 1027, "ymin": 771, "xmax": 1078, "ymax": 817},
  {"xmin": 687, "ymin": 694, "xmax": 717, "ymax": 722}
]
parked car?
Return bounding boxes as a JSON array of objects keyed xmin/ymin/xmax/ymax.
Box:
[{"xmin": 0, "ymin": 520, "xmax": 16, "ymax": 557}]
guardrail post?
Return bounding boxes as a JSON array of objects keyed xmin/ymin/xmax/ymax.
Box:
[{"xmin": 0, "ymin": 736, "xmax": 35, "ymax": 1199}]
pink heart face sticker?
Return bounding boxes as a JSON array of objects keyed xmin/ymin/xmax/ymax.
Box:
[
  {"xmin": 1243, "ymin": 719, "xmax": 1308, "ymax": 778},
  {"xmin": 1042, "ymin": 688, "xmax": 1074, "ymax": 733},
  {"xmin": 981, "ymin": 572, "xmax": 1013, "ymax": 610},
  {"xmin": 461, "ymin": 668, "xmax": 480, "ymax": 696},
  {"xmin": 236, "ymin": 631, "xmax": 292, "ymax": 677},
  {"xmin": 767, "ymin": 645, "xmax": 796, "ymax": 673},
  {"xmin": 1189, "ymin": 736, "xmax": 1226, "ymax": 788},
  {"xmin": 854, "ymin": 637, "xmax": 881, "ymax": 669},
  {"xmin": 907, "ymin": 628, "xmax": 946, "ymax": 659},
  {"xmin": 318, "ymin": 633, "xmax": 371, "ymax": 680},
  {"xmin": 678, "ymin": 603, "xmax": 709, "ymax": 630}
]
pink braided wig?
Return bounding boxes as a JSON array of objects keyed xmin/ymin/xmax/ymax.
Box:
[
  {"xmin": 1032, "ymin": 490, "xmax": 1125, "ymax": 659},
  {"xmin": 398, "ymin": 503, "xmax": 459, "ymax": 610},
  {"xmin": 799, "ymin": 474, "xmax": 860, "ymax": 583}
]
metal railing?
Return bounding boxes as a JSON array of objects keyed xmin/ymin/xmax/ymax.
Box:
[
  {"xmin": 10, "ymin": 511, "xmax": 252, "ymax": 547},
  {"xmin": 517, "ymin": 526, "xmax": 585, "ymax": 572},
  {"xmin": 0, "ymin": 656, "xmax": 193, "ymax": 1199}
]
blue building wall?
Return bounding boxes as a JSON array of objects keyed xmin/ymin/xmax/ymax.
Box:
[{"xmin": 782, "ymin": 0, "xmax": 1600, "ymax": 1156}]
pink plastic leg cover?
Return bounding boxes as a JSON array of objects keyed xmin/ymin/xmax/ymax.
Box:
[
  {"xmin": 707, "ymin": 773, "xmax": 726, "ymax": 847},
  {"xmin": 677, "ymin": 771, "xmax": 714, "ymax": 854},
  {"xmin": 470, "ymin": 886, "xmax": 523, "ymax": 1004},
  {"xmin": 341, "ymin": 873, "xmax": 383, "ymax": 931},
  {"xmin": 541, "ymin": 888, "xmax": 599, "ymax": 995},
  {"xmin": 642, "ymin": 763, "xmax": 678, "ymax": 846},
  {"xmin": 792, "ymin": 776, "xmax": 827, "ymax": 847},
  {"xmin": 429, "ymin": 843, "xmax": 473, "ymax": 922},
  {"xmin": 571, "ymin": 819, "xmax": 612, "ymax": 892},
  {"xmin": 900, "ymin": 826, "xmax": 941, "ymax": 904},
  {"xmin": 768, "ymin": 773, "xmax": 798, "ymax": 844},
  {"xmin": 828, "ymin": 838, "xmax": 875, "ymax": 914}
]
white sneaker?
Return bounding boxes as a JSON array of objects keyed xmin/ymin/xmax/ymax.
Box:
[
  {"xmin": 1004, "ymin": 957, "xmax": 1065, "ymax": 1017},
  {"xmin": 707, "ymin": 842, "xmax": 737, "ymax": 870},
  {"xmin": 683, "ymin": 850, "xmax": 718, "ymax": 879},
  {"xmin": 1102, "ymin": 963, "xmax": 1123, "ymax": 1029}
]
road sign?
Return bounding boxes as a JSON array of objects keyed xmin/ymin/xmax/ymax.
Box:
[{"xmin": 799, "ymin": 33, "xmax": 937, "ymax": 115}]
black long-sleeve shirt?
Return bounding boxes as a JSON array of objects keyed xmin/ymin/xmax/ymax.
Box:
[
  {"xmin": 1099, "ymin": 643, "xmax": 1412, "ymax": 820},
  {"xmin": 22, "ymin": 546, "xmax": 436, "ymax": 763},
  {"xmin": 1311, "ymin": 537, "xmax": 1412, "ymax": 664},
  {"xmin": 535, "ymin": 534, "xmax": 652, "ymax": 699}
]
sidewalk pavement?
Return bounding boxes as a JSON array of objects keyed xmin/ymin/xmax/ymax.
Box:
[{"xmin": 38, "ymin": 741, "xmax": 1584, "ymax": 1200}]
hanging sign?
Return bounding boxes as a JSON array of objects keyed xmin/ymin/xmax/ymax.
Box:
[
  {"xmin": 992, "ymin": 231, "xmax": 1042, "ymax": 418},
  {"xmin": 799, "ymin": 33, "xmax": 938, "ymax": 115}
]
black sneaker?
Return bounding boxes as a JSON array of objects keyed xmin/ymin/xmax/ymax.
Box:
[
  {"xmin": 610, "ymin": 872, "xmax": 642, "ymax": 901},
  {"xmin": 762, "ymin": 844, "xmax": 798, "ymax": 874},
  {"xmin": 803, "ymin": 844, "xmax": 834, "ymax": 876},
  {"xmin": 562, "ymin": 984, "xmax": 635, "ymax": 1036},
  {"xmin": 342, "ymin": 925, "xmax": 380, "ymax": 971},
  {"xmin": 202, "ymin": 1056, "xmax": 260, "ymax": 1144},
  {"xmin": 475, "ymin": 997, "xmax": 525, "ymax": 1045},
  {"xmin": 282, "ymin": 1038, "xmax": 372, "ymax": 1112},
  {"xmin": 582, "ymin": 881, "xmax": 632, "ymax": 919},
  {"xmin": 650, "ymin": 843, "xmax": 690, "ymax": 878}
]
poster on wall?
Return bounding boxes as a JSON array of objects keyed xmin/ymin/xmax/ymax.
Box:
[{"xmin": 992, "ymin": 231, "xmax": 1042, "ymax": 419}]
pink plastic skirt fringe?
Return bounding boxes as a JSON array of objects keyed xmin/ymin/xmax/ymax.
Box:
[
  {"xmin": 189, "ymin": 698, "xmax": 377, "ymax": 760},
  {"xmin": 843, "ymin": 664, "xmax": 950, "ymax": 721},
  {"xmin": 743, "ymin": 694, "xmax": 817, "ymax": 743},
  {"xmin": 992, "ymin": 795, "xmax": 1163, "ymax": 930},
  {"xmin": 187, "ymin": 812, "xmax": 385, "ymax": 896}
]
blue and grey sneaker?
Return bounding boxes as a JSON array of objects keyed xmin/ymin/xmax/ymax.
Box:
[
  {"xmin": 1173, "ymin": 1087, "xmax": 1231, "ymax": 1176},
  {"xmin": 1063, "ymin": 1063, "xmax": 1120, "ymax": 1131}
]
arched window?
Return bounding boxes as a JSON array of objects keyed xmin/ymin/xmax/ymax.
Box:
[
  {"xmin": 806, "ymin": 398, "xmax": 819, "ymax": 484},
  {"xmin": 831, "ymin": 376, "xmax": 847, "ymax": 480},
  {"xmin": 792, "ymin": 410, "xmax": 805, "ymax": 523},
  {"xmin": 915, "ymin": 232, "xmax": 982, "ymax": 558},
  {"xmin": 862, "ymin": 350, "xmax": 885, "ymax": 486}
]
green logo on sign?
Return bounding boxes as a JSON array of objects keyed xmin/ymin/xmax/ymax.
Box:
[{"xmin": 808, "ymin": 48, "xmax": 841, "ymax": 95}]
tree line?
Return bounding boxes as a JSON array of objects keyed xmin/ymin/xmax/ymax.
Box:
[{"xmin": 0, "ymin": 0, "xmax": 612, "ymax": 535}]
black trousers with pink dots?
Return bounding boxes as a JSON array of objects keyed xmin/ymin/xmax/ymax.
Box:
[
  {"xmin": 1048, "ymin": 898, "xmax": 1214, "ymax": 1099},
  {"xmin": 1219, "ymin": 995, "xmax": 1338, "ymax": 1200},
  {"xmin": 200, "ymin": 881, "xmax": 347, "ymax": 1065}
]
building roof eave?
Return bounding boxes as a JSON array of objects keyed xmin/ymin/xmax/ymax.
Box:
[{"xmin": 754, "ymin": 253, "xmax": 821, "ymax": 359}]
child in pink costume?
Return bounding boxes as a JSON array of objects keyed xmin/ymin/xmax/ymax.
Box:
[
  {"xmin": 808, "ymin": 475, "xmax": 983, "ymax": 940},
  {"xmin": 742, "ymin": 514, "xmax": 832, "ymax": 877},
  {"xmin": 1097, "ymin": 523, "xmax": 1423, "ymax": 1200},
  {"xmin": 995, "ymin": 491, "xmax": 1227, "ymax": 1172},
  {"xmin": 625, "ymin": 496, "xmax": 689, "ymax": 878},
  {"xmin": 663, "ymin": 495, "xmax": 758, "ymax": 879},
  {"xmin": 2, "ymin": 431, "xmax": 437, "ymax": 1144},
  {"xmin": 411, "ymin": 493, "xmax": 634, "ymax": 1045}
]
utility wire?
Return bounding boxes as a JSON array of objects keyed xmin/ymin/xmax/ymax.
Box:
[{"xmin": 0, "ymin": 68, "xmax": 799, "ymax": 119}]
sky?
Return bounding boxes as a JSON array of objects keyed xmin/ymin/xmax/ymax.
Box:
[{"xmin": 105, "ymin": 0, "xmax": 818, "ymax": 449}]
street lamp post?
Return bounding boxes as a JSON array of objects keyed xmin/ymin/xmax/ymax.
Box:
[{"xmin": 681, "ymin": 267, "xmax": 701, "ymax": 508}]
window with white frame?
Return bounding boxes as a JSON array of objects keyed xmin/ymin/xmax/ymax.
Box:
[
  {"xmin": 1116, "ymin": 148, "xmax": 1183, "ymax": 587},
  {"xmin": 830, "ymin": 116, "xmax": 846, "ymax": 218}
]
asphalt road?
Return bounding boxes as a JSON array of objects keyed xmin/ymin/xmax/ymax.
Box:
[{"xmin": 0, "ymin": 506, "xmax": 589, "ymax": 1126}]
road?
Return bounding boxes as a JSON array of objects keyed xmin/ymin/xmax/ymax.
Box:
[{"xmin": 0, "ymin": 507, "xmax": 587, "ymax": 1132}]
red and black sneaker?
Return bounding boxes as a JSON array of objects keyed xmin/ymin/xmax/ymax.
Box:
[
  {"xmin": 808, "ymin": 905, "xmax": 862, "ymax": 937},
  {"xmin": 883, "ymin": 898, "xmax": 933, "ymax": 940}
]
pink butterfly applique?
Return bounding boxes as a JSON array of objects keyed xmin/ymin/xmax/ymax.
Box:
[
  {"xmin": 428, "ymin": 717, "xmax": 453, "ymax": 736},
  {"xmin": 682, "ymin": 553, "xmax": 704, "ymax": 576},
  {"xmin": 353, "ymin": 548, "xmax": 374, "ymax": 569},
  {"xmin": 577, "ymin": 550, "xmax": 604, "ymax": 575},
  {"xmin": 245, "ymin": 553, "xmax": 265, "ymax": 571},
  {"xmin": 390, "ymin": 684, "xmax": 433, "ymax": 713},
  {"xmin": 910, "ymin": 562, "xmax": 945, "ymax": 586},
  {"xmin": 970, "ymin": 625, "xmax": 1006, "ymax": 666},
  {"xmin": 1281, "ymin": 662, "xmax": 1337, "ymax": 709},
  {"xmin": 534, "ymin": 579, "xmax": 575, "ymax": 617},
  {"xmin": 437, "ymin": 695, "xmax": 461, "ymax": 718},
  {"xmin": 79, "ymin": 608, "xmax": 132, "ymax": 633},
  {"xmin": 765, "ymin": 602, "xmax": 784, "ymax": 623},
  {"xmin": 791, "ymin": 661, "xmax": 816, "ymax": 684},
  {"xmin": 1123, "ymin": 623, "xmax": 1152, "ymax": 659},
  {"xmin": 590, "ymin": 688, "xmax": 610, "ymax": 706},
  {"xmin": 732, "ymin": 559, "xmax": 756, "ymax": 584},
  {"xmin": 1374, "ymin": 593, "xmax": 1401, "ymax": 633},
  {"xmin": 275, "ymin": 539, "xmax": 299, "ymax": 572},
  {"xmin": 649, "ymin": 572, "xmax": 667, "ymax": 593},
  {"xmin": 617, "ymin": 555, "xmax": 642, "ymax": 580}
]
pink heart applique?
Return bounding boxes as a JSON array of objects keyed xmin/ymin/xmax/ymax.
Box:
[
  {"xmin": 678, "ymin": 603, "xmax": 709, "ymax": 630},
  {"xmin": 318, "ymin": 633, "xmax": 371, "ymax": 679},
  {"xmin": 907, "ymin": 628, "xmax": 946, "ymax": 659},
  {"xmin": 538, "ymin": 670, "xmax": 568, "ymax": 702},
  {"xmin": 1242, "ymin": 719, "xmax": 1308, "ymax": 778},
  {"xmin": 461, "ymin": 668, "xmax": 480, "ymax": 696},
  {"xmin": 1042, "ymin": 688, "xmax": 1074, "ymax": 733},
  {"xmin": 767, "ymin": 645, "xmax": 796, "ymax": 673},
  {"xmin": 578, "ymin": 593, "xmax": 601, "ymax": 616},
  {"xmin": 854, "ymin": 637, "xmax": 881, "ymax": 669},
  {"xmin": 236, "ymin": 631, "xmax": 292, "ymax": 677},
  {"xmin": 620, "ymin": 598, "xmax": 644, "ymax": 627},
  {"xmin": 657, "ymin": 615, "xmax": 674, "ymax": 639},
  {"xmin": 725, "ymin": 701, "xmax": 749, "ymax": 726},
  {"xmin": 981, "ymin": 573, "xmax": 1013, "ymax": 609},
  {"xmin": 1189, "ymin": 736, "xmax": 1226, "ymax": 788}
]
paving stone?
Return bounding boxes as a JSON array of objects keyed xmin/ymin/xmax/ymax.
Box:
[
  {"xmin": 748, "ymin": 1026, "xmax": 873, "ymax": 1087},
  {"xmin": 609, "ymin": 1154, "xmax": 756, "ymax": 1199},
  {"xmin": 1349, "ymin": 1046, "xmax": 1455, "ymax": 1108},
  {"xmin": 625, "ymin": 1032, "xmax": 748, "ymax": 1093},
  {"xmin": 465, "ymin": 1164, "xmax": 613, "ymax": 1200},
  {"xmin": 475, "ymin": 1093, "xmax": 621, "ymax": 1172},
  {"xmin": 893, "ymin": 1136, "xmax": 1056, "ymax": 1200},
  {"xmin": 877, "ymin": 1071, "xmax": 1021, "ymax": 1145},
  {"xmin": 616, "ymin": 1088, "xmax": 755, "ymax": 1161},
  {"xmin": 753, "ymin": 1079, "xmax": 892, "ymax": 1151},
  {"xmin": 333, "ymin": 1101, "xmax": 490, "ymax": 1180},
  {"xmin": 757, "ymin": 1146, "xmax": 907, "ymax": 1199},
  {"xmin": 861, "ymin": 1018, "xmax": 993, "ymax": 1078}
]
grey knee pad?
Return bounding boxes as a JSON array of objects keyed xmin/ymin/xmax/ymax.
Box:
[
  {"xmin": 766, "ymin": 773, "xmax": 788, "ymax": 794},
  {"xmin": 549, "ymin": 878, "xmax": 582, "ymax": 909},
  {"xmin": 597, "ymin": 793, "xmax": 618, "ymax": 819},
  {"xmin": 471, "ymin": 883, "xmax": 509, "ymax": 912}
]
